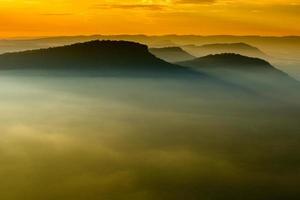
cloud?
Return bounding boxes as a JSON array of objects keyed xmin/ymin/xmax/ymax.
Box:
[
  {"xmin": 92, "ymin": 4, "xmax": 165, "ymax": 11},
  {"xmin": 174, "ymin": 0, "xmax": 216, "ymax": 4},
  {"xmin": 40, "ymin": 13, "xmax": 73, "ymax": 16}
]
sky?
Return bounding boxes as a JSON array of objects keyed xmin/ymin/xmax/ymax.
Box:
[{"xmin": 0, "ymin": 0, "xmax": 300, "ymax": 37}]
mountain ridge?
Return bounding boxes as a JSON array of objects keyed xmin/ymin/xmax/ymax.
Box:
[
  {"xmin": 0, "ymin": 40, "xmax": 201, "ymax": 78},
  {"xmin": 177, "ymin": 53, "xmax": 299, "ymax": 98},
  {"xmin": 149, "ymin": 47, "xmax": 196, "ymax": 62},
  {"xmin": 179, "ymin": 53, "xmax": 271, "ymax": 69},
  {"xmin": 182, "ymin": 43, "xmax": 268, "ymax": 59}
]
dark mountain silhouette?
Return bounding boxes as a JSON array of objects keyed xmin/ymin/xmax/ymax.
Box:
[
  {"xmin": 1, "ymin": 35, "xmax": 299, "ymax": 56},
  {"xmin": 0, "ymin": 40, "xmax": 265, "ymax": 97},
  {"xmin": 0, "ymin": 40, "xmax": 200, "ymax": 77},
  {"xmin": 1, "ymin": 36, "xmax": 299, "ymax": 80},
  {"xmin": 178, "ymin": 54, "xmax": 300, "ymax": 102},
  {"xmin": 149, "ymin": 47, "xmax": 195, "ymax": 63},
  {"xmin": 177, "ymin": 53, "xmax": 294, "ymax": 80},
  {"xmin": 183, "ymin": 43, "xmax": 268, "ymax": 59},
  {"xmin": 178, "ymin": 53, "xmax": 273, "ymax": 70}
]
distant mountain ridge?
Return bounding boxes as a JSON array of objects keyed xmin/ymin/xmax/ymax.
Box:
[
  {"xmin": 178, "ymin": 53, "xmax": 299, "ymax": 101},
  {"xmin": 183, "ymin": 43, "xmax": 268, "ymax": 59},
  {"xmin": 179, "ymin": 53, "xmax": 272, "ymax": 70},
  {"xmin": 178, "ymin": 53, "xmax": 292, "ymax": 78},
  {"xmin": 1, "ymin": 36, "xmax": 299, "ymax": 80},
  {"xmin": 1, "ymin": 35, "xmax": 299, "ymax": 60},
  {"xmin": 0, "ymin": 40, "xmax": 298, "ymax": 102},
  {"xmin": 149, "ymin": 47, "xmax": 195, "ymax": 63},
  {"xmin": 201, "ymin": 43, "xmax": 263, "ymax": 51}
]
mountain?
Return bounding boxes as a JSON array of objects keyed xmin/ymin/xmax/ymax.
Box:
[
  {"xmin": 1, "ymin": 40, "xmax": 298, "ymax": 97},
  {"xmin": 0, "ymin": 40, "xmax": 199, "ymax": 77},
  {"xmin": 149, "ymin": 47, "xmax": 195, "ymax": 63},
  {"xmin": 1, "ymin": 36, "xmax": 299, "ymax": 79},
  {"xmin": 177, "ymin": 53, "xmax": 294, "ymax": 81},
  {"xmin": 1, "ymin": 35, "xmax": 299, "ymax": 58},
  {"xmin": 178, "ymin": 53, "xmax": 300, "ymax": 102},
  {"xmin": 182, "ymin": 43, "xmax": 268, "ymax": 59}
]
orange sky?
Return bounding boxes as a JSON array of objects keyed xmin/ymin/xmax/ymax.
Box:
[{"xmin": 0, "ymin": 0, "xmax": 300, "ymax": 38}]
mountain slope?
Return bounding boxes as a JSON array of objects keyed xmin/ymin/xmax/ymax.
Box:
[
  {"xmin": 178, "ymin": 53, "xmax": 300, "ymax": 102},
  {"xmin": 0, "ymin": 40, "xmax": 199, "ymax": 77},
  {"xmin": 149, "ymin": 47, "xmax": 195, "ymax": 63},
  {"xmin": 183, "ymin": 43, "xmax": 268, "ymax": 59},
  {"xmin": 177, "ymin": 53, "xmax": 295, "ymax": 81}
]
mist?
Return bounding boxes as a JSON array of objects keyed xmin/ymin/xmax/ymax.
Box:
[{"xmin": 0, "ymin": 72, "xmax": 299, "ymax": 200}]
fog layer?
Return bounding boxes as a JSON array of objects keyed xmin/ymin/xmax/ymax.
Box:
[{"xmin": 0, "ymin": 73, "xmax": 299, "ymax": 200}]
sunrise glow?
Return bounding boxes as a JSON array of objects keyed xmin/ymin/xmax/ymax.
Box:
[{"xmin": 0, "ymin": 0, "xmax": 299, "ymax": 37}]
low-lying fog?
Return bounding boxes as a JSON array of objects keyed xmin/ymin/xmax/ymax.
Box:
[{"xmin": 0, "ymin": 72, "xmax": 299, "ymax": 200}]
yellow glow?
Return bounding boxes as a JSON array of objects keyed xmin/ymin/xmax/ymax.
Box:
[{"xmin": 0, "ymin": 0, "xmax": 300, "ymax": 37}]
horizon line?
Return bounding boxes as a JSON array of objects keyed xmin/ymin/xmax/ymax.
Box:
[{"xmin": 1, "ymin": 34, "xmax": 300, "ymax": 40}]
